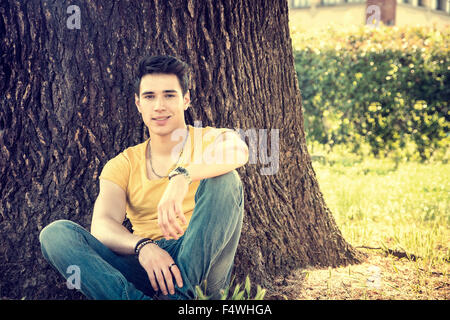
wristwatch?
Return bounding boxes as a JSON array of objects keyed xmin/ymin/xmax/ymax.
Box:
[{"xmin": 168, "ymin": 166, "xmax": 192, "ymax": 185}]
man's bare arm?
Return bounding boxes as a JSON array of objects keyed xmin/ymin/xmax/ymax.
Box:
[
  {"xmin": 90, "ymin": 179, "xmax": 141, "ymax": 255},
  {"xmin": 90, "ymin": 179, "xmax": 183, "ymax": 295},
  {"xmin": 185, "ymin": 131, "xmax": 249, "ymax": 182},
  {"xmin": 157, "ymin": 131, "xmax": 249, "ymax": 240}
]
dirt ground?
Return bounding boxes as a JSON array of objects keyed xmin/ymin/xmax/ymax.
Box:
[{"xmin": 267, "ymin": 250, "xmax": 449, "ymax": 300}]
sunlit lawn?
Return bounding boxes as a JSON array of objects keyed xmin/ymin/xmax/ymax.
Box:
[{"xmin": 311, "ymin": 149, "xmax": 449, "ymax": 272}]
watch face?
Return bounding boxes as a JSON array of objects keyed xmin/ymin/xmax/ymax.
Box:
[
  {"xmin": 169, "ymin": 167, "xmax": 186, "ymax": 179},
  {"xmin": 169, "ymin": 167, "xmax": 191, "ymax": 184}
]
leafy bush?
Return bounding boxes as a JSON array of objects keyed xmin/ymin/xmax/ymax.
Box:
[{"xmin": 292, "ymin": 23, "xmax": 449, "ymax": 161}]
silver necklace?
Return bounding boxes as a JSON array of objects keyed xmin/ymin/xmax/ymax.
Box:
[{"xmin": 148, "ymin": 127, "xmax": 189, "ymax": 178}]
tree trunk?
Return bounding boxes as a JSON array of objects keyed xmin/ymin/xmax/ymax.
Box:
[{"xmin": 0, "ymin": 0, "xmax": 363, "ymax": 299}]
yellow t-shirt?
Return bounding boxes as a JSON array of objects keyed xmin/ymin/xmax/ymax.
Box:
[{"xmin": 99, "ymin": 125, "xmax": 235, "ymax": 240}]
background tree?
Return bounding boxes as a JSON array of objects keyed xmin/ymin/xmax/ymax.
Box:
[{"xmin": 0, "ymin": 0, "xmax": 363, "ymax": 299}]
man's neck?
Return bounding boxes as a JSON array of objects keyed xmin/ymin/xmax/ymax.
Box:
[{"xmin": 148, "ymin": 125, "xmax": 189, "ymax": 158}]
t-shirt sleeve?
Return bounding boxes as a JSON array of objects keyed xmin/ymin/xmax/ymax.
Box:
[
  {"xmin": 99, "ymin": 152, "xmax": 130, "ymax": 192},
  {"xmin": 215, "ymin": 127, "xmax": 238, "ymax": 137},
  {"xmin": 200, "ymin": 127, "xmax": 241, "ymax": 164},
  {"xmin": 205, "ymin": 127, "xmax": 237, "ymax": 140}
]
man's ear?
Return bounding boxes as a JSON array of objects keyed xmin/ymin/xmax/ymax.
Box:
[
  {"xmin": 183, "ymin": 90, "xmax": 191, "ymax": 111},
  {"xmin": 135, "ymin": 93, "xmax": 142, "ymax": 114}
]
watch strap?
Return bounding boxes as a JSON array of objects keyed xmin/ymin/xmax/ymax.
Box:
[{"xmin": 168, "ymin": 166, "xmax": 192, "ymax": 184}]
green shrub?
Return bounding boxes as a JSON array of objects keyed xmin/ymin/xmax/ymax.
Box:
[{"xmin": 292, "ymin": 23, "xmax": 449, "ymax": 161}]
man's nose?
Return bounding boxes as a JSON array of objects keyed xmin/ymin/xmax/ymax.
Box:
[{"xmin": 154, "ymin": 97, "xmax": 165, "ymax": 110}]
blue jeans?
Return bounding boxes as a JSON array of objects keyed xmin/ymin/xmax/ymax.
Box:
[{"xmin": 39, "ymin": 170, "xmax": 244, "ymax": 300}]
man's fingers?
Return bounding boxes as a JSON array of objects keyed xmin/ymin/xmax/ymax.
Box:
[
  {"xmin": 162, "ymin": 210, "xmax": 178, "ymax": 239},
  {"xmin": 147, "ymin": 270, "xmax": 159, "ymax": 292},
  {"xmin": 155, "ymin": 269, "xmax": 168, "ymax": 295},
  {"xmin": 159, "ymin": 207, "xmax": 174, "ymax": 240},
  {"xmin": 169, "ymin": 204, "xmax": 184, "ymax": 236},
  {"xmin": 167, "ymin": 203, "xmax": 185, "ymax": 239},
  {"xmin": 174, "ymin": 202, "xmax": 187, "ymax": 226},
  {"xmin": 164, "ymin": 206, "xmax": 183, "ymax": 239},
  {"xmin": 162, "ymin": 267, "xmax": 176, "ymax": 295},
  {"xmin": 159, "ymin": 202, "xmax": 186, "ymax": 240},
  {"xmin": 170, "ymin": 264, "xmax": 184, "ymax": 289}
]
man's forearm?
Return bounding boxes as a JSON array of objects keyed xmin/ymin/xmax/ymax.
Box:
[
  {"xmin": 185, "ymin": 138, "xmax": 249, "ymax": 182},
  {"xmin": 185, "ymin": 162, "xmax": 242, "ymax": 183},
  {"xmin": 91, "ymin": 216, "xmax": 142, "ymax": 255}
]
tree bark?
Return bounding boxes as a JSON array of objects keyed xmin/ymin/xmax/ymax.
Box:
[{"xmin": 0, "ymin": 0, "xmax": 363, "ymax": 299}]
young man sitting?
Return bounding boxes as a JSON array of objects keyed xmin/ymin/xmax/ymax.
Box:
[{"xmin": 39, "ymin": 55, "xmax": 249, "ymax": 300}]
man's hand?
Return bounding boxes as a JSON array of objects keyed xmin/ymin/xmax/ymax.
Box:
[
  {"xmin": 138, "ymin": 243, "xmax": 183, "ymax": 295},
  {"xmin": 157, "ymin": 174, "xmax": 189, "ymax": 240}
]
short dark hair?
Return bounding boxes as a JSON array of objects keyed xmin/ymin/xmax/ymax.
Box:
[{"xmin": 134, "ymin": 55, "xmax": 190, "ymax": 97}]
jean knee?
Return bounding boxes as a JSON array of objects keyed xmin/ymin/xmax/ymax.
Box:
[
  {"xmin": 39, "ymin": 219, "xmax": 78, "ymax": 249},
  {"xmin": 208, "ymin": 170, "xmax": 242, "ymax": 194}
]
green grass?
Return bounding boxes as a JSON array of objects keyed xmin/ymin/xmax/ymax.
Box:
[
  {"xmin": 197, "ymin": 148, "xmax": 448, "ymax": 300},
  {"xmin": 195, "ymin": 276, "xmax": 266, "ymax": 300},
  {"xmin": 311, "ymin": 148, "xmax": 449, "ymax": 272}
]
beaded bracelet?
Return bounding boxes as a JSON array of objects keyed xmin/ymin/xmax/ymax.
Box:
[{"xmin": 134, "ymin": 238, "xmax": 157, "ymax": 256}]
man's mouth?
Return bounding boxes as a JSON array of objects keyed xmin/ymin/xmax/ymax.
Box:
[{"xmin": 152, "ymin": 116, "xmax": 171, "ymax": 121}]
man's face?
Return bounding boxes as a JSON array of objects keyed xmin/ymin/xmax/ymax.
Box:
[{"xmin": 135, "ymin": 73, "xmax": 190, "ymax": 138}]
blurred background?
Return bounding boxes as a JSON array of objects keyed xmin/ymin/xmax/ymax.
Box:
[
  {"xmin": 289, "ymin": 0, "xmax": 449, "ymax": 161},
  {"xmin": 287, "ymin": 0, "xmax": 449, "ymax": 299},
  {"xmin": 289, "ymin": 0, "xmax": 449, "ymax": 30}
]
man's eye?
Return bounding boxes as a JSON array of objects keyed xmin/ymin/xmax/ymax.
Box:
[
  {"xmin": 145, "ymin": 96, "xmax": 154, "ymax": 99},
  {"xmin": 166, "ymin": 94, "xmax": 175, "ymax": 98}
]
